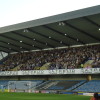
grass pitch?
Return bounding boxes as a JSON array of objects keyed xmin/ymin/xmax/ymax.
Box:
[{"xmin": 0, "ymin": 92, "xmax": 91, "ymax": 100}]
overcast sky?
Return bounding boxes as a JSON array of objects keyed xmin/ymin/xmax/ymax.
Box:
[{"xmin": 0, "ymin": 0, "xmax": 100, "ymax": 27}]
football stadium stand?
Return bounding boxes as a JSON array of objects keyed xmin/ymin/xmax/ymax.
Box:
[
  {"xmin": 73, "ymin": 80, "xmax": 100, "ymax": 92},
  {"xmin": 36, "ymin": 80, "xmax": 86, "ymax": 90},
  {"xmin": 0, "ymin": 5, "xmax": 100, "ymax": 95},
  {"xmin": 0, "ymin": 44, "xmax": 99, "ymax": 71},
  {"xmin": 1, "ymin": 79, "xmax": 100, "ymax": 93}
]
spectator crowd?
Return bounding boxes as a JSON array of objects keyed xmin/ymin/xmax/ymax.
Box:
[{"xmin": 0, "ymin": 44, "xmax": 100, "ymax": 71}]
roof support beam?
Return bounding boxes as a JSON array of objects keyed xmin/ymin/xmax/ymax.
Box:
[
  {"xmin": 12, "ymin": 31, "xmax": 54, "ymax": 49},
  {"xmin": 0, "ymin": 45, "xmax": 19, "ymax": 52},
  {"xmin": 28, "ymin": 28, "xmax": 68, "ymax": 47},
  {"xmin": 0, "ymin": 49, "xmax": 10, "ymax": 53},
  {"xmin": 11, "ymin": 31, "xmax": 42, "ymax": 50},
  {"xmin": 44, "ymin": 25, "xmax": 85, "ymax": 45},
  {"xmin": 0, "ymin": 40, "xmax": 30, "ymax": 52},
  {"xmin": 0, "ymin": 45, "xmax": 14, "ymax": 52},
  {"xmin": 0, "ymin": 40, "xmax": 21, "ymax": 52},
  {"xmin": 64, "ymin": 21, "xmax": 100, "ymax": 42},
  {"xmin": 0, "ymin": 34, "xmax": 31, "ymax": 51},
  {"xmin": 84, "ymin": 17, "xmax": 100, "ymax": 27}
]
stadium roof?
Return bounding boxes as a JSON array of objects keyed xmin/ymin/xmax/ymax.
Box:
[{"xmin": 0, "ymin": 5, "xmax": 100, "ymax": 53}]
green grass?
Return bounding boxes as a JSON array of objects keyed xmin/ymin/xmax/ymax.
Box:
[{"xmin": 0, "ymin": 92, "xmax": 91, "ymax": 100}]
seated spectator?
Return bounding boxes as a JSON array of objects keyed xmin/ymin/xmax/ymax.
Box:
[{"xmin": 0, "ymin": 44, "xmax": 100, "ymax": 71}]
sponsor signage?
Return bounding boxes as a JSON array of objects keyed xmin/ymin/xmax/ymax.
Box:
[{"xmin": 0, "ymin": 68, "xmax": 100, "ymax": 76}]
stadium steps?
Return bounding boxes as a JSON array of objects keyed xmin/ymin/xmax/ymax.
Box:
[
  {"xmin": 73, "ymin": 80, "xmax": 100, "ymax": 92},
  {"xmin": 40, "ymin": 63, "xmax": 51, "ymax": 70},
  {"xmin": 34, "ymin": 66, "xmax": 41, "ymax": 70},
  {"xmin": 72, "ymin": 80, "xmax": 88, "ymax": 91},
  {"xmin": 12, "ymin": 64, "xmax": 24, "ymax": 71},
  {"xmin": 42, "ymin": 81, "xmax": 58, "ymax": 89},
  {"xmin": 83, "ymin": 60, "xmax": 94, "ymax": 68},
  {"xmin": 34, "ymin": 80, "xmax": 50, "ymax": 90},
  {"xmin": 35, "ymin": 80, "xmax": 58, "ymax": 90}
]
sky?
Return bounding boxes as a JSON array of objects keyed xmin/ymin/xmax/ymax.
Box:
[{"xmin": 0, "ymin": 0, "xmax": 100, "ymax": 28}]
